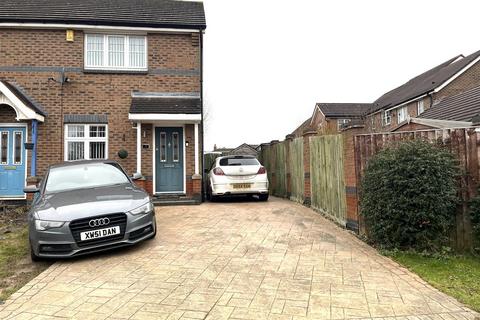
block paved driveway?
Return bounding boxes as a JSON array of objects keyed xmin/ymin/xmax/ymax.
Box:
[{"xmin": 0, "ymin": 197, "xmax": 478, "ymax": 320}]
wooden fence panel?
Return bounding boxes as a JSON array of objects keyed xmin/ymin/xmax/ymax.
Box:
[
  {"xmin": 290, "ymin": 138, "xmax": 304, "ymax": 203},
  {"xmin": 354, "ymin": 128, "xmax": 478, "ymax": 251},
  {"xmin": 273, "ymin": 142, "xmax": 287, "ymax": 197},
  {"xmin": 310, "ymin": 135, "xmax": 347, "ymax": 225}
]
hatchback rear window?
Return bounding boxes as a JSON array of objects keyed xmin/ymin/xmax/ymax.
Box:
[{"xmin": 219, "ymin": 157, "xmax": 259, "ymax": 166}]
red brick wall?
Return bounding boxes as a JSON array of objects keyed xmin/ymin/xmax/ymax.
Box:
[{"xmin": 0, "ymin": 28, "xmax": 201, "ymax": 197}]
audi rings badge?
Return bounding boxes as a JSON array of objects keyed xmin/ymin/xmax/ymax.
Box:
[{"xmin": 89, "ymin": 218, "xmax": 110, "ymax": 228}]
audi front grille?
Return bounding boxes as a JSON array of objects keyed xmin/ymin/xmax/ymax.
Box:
[{"xmin": 69, "ymin": 213, "xmax": 127, "ymax": 247}]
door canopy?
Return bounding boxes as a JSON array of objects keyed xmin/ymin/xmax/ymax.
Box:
[{"xmin": 0, "ymin": 80, "xmax": 46, "ymax": 122}]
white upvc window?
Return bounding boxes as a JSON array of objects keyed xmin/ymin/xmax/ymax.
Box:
[
  {"xmin": 84, "ymin": 34, "xmax": 147, "ymax": 71},
  {"xmin": 383, "ymin": 110, "xmax": 392, "ymax": 126},
  {"xmin": 417, "ymin": 100, "xmax": 425, "ymax": 115},
  {"xmin": 397, "ymin": 106, "xmax": 408, "ymax": 124},
  {"xmin": 337, "ymin": 119, "xmax": 350, "ymax": 130},
  {"xmin": 65, "ymin": 124, "xmax": 108, "ymax": 161}
]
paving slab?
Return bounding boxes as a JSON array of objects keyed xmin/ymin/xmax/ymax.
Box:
[{"xmin": 0, "ymin": 197, "xmax": 477, "ymax": 319}]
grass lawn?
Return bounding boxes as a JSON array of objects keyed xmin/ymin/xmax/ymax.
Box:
[
  {"xmin": 386, "ymin": 251, "xmax": 480, "ymax": 312},
  {"xmin": 0, "ymin": 208, "xmax": 51, "ymax": 303}
]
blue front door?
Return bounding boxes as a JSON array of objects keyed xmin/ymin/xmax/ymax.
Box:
[
  {"xmin": 0, "ymin": 126, "xmax": 26, "ymax": 198},
  {"xmin": 155, "ymin": 127, "xmax": 184, "ymax": 193}
]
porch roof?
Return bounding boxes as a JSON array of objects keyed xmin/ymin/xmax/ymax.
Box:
[
  {"xmin": 0, "ymin": 80, "xmax": 46, "ymax": 122},
  {"xmin": 130, "ymin": 96, "xmax": 201, "ymax": 115}
]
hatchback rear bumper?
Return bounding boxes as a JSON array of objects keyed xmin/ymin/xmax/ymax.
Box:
[{"xmin": 211, "ymin": 182, "xmax": 269, "ymax": 196}]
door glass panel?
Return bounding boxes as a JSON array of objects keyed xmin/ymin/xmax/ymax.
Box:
[
  {"xmin": 172, "ymin": 132, "xmax": 179, "ymax": 162},
  {"xmin": 67, "ymin": 141, "xmax": 85, "ymax": 160},
  {"xmin": 160, "ymin": 132, "xmax": 167, "ymax": 162},
  {"xmin": 13, "ymin": 131, "xmax": 22, "ymax": 165},
  {"xmin": 0, "ymin": 132, "xmax": 7, "ymax": 164}
]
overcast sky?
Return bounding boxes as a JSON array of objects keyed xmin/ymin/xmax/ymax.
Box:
[{"xmin": 202, "ymin": 0, "xmax": 480, "ymax": 151}]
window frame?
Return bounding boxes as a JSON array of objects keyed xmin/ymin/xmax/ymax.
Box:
[
  {"xmin": 64, "ymin": 124, "xmax": 109, "ymax": 161},
  {"xmin": 337, "ymin": 119, "xmax": 350, "ymax": 131},
  {"xmin": 84, "ymin": 34, "xmax": 148, "ymax": 71},
  {"xmin": 383, "ymin": 110, "xmax": 392, "ymax": 126},
  {"xmin": 417, "ymin": 100, "xmax": 425, "ymax": 115},
  {"xmin": 397, "ymin": 106, "xmax": 408, "ymax": 124}
]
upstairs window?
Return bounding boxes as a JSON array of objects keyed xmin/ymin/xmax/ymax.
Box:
[
  {"xmin": 417, "ymin": 100, "xmax": 425, "ymax": 115},
  {"xmin": 383, "ymin": 110, "xmax": 392, "ymax": 126},
  {"xmin": 337, "ymin": 119, "xmax": 350, "ymax": 130},
  {"xmin": 85, "ymin": 34, "xmax": 147, "ymax": 71},
  {"xmin": 397, "ymin": 106, "xmax": 408, "ymax": 124}
]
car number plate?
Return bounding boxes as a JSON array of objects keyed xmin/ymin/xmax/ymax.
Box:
[
  {"xmin": 233, "ymin": 183, "xmax": 252, "ymax": 189},
  {"xmin": 80, "ymin": 226, "xmax": 120, "ymax": 241}
]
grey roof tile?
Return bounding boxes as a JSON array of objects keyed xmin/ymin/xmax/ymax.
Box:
[
  {"xmin": 0, "ymin": 0, "xmax": 206, "ymax": 30},
  {"xmin": 129, "ymin": 97, "xmax": 201, "ymax": 114},
  {"xmin": 419, "ymin": 85, "xmax": 480, "ymax": 121},
  {"xmin": 316, "ymin": 103, "xmax": 372, "ymax": 118}
]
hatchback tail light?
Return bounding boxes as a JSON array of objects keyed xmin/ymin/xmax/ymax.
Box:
[
  {"xmin": 213, "ymin": 167, "xmax": 225, "ymax": 176},
  {"xmin": 257, "ymin": 166, "xmax": 266, "ymax": 174}
]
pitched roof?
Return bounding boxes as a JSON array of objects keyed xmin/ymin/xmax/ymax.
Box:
[
  {"xmin": 0, "ymin": 80, "xmax": 46, "ymax": 116},
  {"xmin": 372, "ymin": 50, "xmax": 480, "ymax": 112},
  {"xmin": 316, "ymin": 103, "xmax": 372, "ymax": 118},
  {"xmin": 419, "ymin": 85, "xmax": 480, "ymax": 122},
  {"xmin": 291, "ymin": 117, "xmax": 312, "ymax": 136},
  {"xmin": 0, "ymin": 0, "xmax": 206, "ymax": 30},
  {"xmin": 129, "ymin": 97, "xmax": 201, "ymax": 114}
]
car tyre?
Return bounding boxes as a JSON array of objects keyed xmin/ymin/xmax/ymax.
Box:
[
  {"xmin": 30, "ymin": 244, "xmax": 41, "ymax": 262},
  {"xmin": 259, "ymin": 194, "xmax": 269, "ymax": 201}
]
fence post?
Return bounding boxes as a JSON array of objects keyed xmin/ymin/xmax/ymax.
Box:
[
  {"xmin": 285, "ymin": 134, "xmax": 294, "ymax": 199},
  {"xmin": 302, "ymin": 128, "xmax": 317, "ymax": 206},
  {"xmin": 270, "ymin": 140, "xmax": 280, "ymax": 196}
]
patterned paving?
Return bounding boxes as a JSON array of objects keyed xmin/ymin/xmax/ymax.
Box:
[{"xmin": 0, "ymin": 197, "xmax": 477, "ymax": 319}]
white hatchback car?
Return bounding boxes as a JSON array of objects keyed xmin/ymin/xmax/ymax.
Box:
[{"xmin": 207, "ymin": 155, "xmax": 269, "ymax": 201}]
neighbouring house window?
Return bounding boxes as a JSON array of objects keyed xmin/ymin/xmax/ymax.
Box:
[
  {"xmin": 85, "ymin": 34, "xmax": 147, "ymax": 70},
  {"xmin": 383, "ymin": 110, "xmax": 392, "ymax": 126},
  {"xmin": 65, "ymin": 124, "xmax": 108, "ymax": 161},
  {"xmin": 13, "ymin": 131, "xmax": 22, "ymax": 165},
  {"xmin": 337, "ymin": 119, "xmax": 350, "ymax": 130},
  {"xmin": 0, "ymin": 131, "xmax": 8, "ymax": 164},
  {"xmin": 172, "ymin": 132, "xmax": 180, "ymax": 162},
  {"xmin": 397, "ymin": 106, "xmax": 408, "ymax": 124},
  {"xmin": 417, "ymin": 100, "xmax": 425, "ymax": 115}
]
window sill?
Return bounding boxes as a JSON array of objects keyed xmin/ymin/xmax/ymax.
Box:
[{"xmin": 83, "ymin": 69, "xmax": 149, "ymax": 75}]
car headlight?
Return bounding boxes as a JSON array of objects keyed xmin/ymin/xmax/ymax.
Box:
[
  {"xmin": 129, "ymin": 201, "xmax": 154, "ymax": 215},
  {"xmin": 35, "ymin": 220, "xmax": 65, "ymax": 231}
]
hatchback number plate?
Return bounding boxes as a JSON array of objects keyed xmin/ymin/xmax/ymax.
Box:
[
  {"xmin": 232, "ymin": 183, "xmax": 252, "ymax": 189},
  {"xmin": 80, "ymin": 226, "xmax": 120, "ymax": 241}
]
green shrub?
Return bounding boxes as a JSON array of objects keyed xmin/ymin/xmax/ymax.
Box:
[
  {"xmin": 469, "ymin": 191, "xmax": 480, "ymax": 251},
  {"xmin": 361, "ymin": 140, "xmax": 459, "ymax": 251}
]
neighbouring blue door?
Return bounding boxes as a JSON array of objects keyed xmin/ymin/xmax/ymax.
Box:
[
  {"xmin": 155, "ymin": 127, "xmax": 184, "ymax": 193},
  {"xmin": 0, "ymin": 126, "xmax": 26, "ymax": 198}
]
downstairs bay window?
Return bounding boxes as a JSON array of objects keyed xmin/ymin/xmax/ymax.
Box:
[{"xmin": 65, "ymin": 124, "xmax": 108, "ymax": 161}]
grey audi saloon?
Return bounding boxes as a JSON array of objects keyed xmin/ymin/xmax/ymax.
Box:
[{"xmin": 25, "ymin": 160, "xmax": 156, "ymax": 260}]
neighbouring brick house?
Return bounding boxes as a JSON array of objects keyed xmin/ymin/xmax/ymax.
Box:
[
  {"xmin": 364, "ymin": 50, "xmax": 480, "ymax": 132},
  {"xmin": 0, "ymin": 0, "xmax": 206, "ymax": 203}
]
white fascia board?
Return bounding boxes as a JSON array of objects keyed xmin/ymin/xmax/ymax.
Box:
[
  {"xmin": 434, "ymin": 56, "xmax": 480, "ymax": 93},
  {"xmin": 0, "ymin": 82, "xmax": 44, "ymax": 122},
  {"xmin": 0, "ymin": 23, "xmax": 200, "ymax": 34},
  {"xmin": 411, "ymin": 117, "xmax": 473, "ymax": 129},
  {"xmin": 384, "ymin": 94, "xmax": 429, "ymax": 113},
  {"xmin": 128, "ymin": 113, "xmax": 201, "ymax": 122}
]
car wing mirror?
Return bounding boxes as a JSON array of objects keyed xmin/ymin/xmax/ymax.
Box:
[
  {"xmin": 131, "ymin": 172, "xmax": 143, "ymax": 180},
  {"xmin": 24, "ymin": 185, "xmax": 40, "ymax": 193}
]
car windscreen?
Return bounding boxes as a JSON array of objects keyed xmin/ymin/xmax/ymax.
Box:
[
  {"xmin": 219, "ymin": 158, "xmax": 259, "ymax": 166},
  {"xmin": 45, "ymin": 163, "xmax": 130, "ymax": 193}
]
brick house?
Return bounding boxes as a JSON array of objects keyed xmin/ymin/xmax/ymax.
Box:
[
  {"xmin": 0, "ymin": 0, "xmax": 206, "ymax": 203},
  {"xmin": 364, "ymin": 50, "xmax": 480, "ymax": 132}
]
